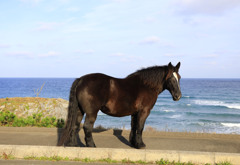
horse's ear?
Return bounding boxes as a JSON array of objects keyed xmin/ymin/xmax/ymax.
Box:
[
  {"xmin": 166, "ymin": 62, "xmax": 173, "ymax": 80},
  {"xmin": 176, "ymin": 62, "xmax": 181, "ymax": 72},
  {"xmin": 168, "ymin": 62, "xmax": 172, "ymax": 67}
]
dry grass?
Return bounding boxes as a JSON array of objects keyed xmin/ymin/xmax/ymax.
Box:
[{"xmin": 145, "ymin": 125, "xmax": 158, "ymax": 132}]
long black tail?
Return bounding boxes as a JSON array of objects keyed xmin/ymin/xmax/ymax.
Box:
[{"xmin": 57, "ymin": 78, "xmax": 81, "ymax": 146}]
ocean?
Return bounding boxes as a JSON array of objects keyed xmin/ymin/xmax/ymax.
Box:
[{"xmin": 0, "ymin": 78, "xmax": 240, "ymax": 134}]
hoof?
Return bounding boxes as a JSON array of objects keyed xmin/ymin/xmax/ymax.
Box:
[
  {"xmin": 86, "ymin": 141, "xmax": 96, "ymax": 147},
  {"xmin": 86, "ymin": 144, "xmax": 96, "ymax": 147},
  {"xmin": 65, "ymin": 142, "xmax": 78, "ymax": 147},
  {"xmin": 135, "ymin": 142, "xmax": 146, "ymax": 149},
  {"xmin": 85, "ymin": 137, "xmax": 96, "ymax": 147},
  {"xmin": 131, "ymin": 141, "xmax": 146, "ymax": 149}
]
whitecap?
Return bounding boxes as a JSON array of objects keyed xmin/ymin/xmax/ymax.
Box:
[
  {"xmin": 162, "ymin": 109, "xmax": 175, "ymax": 113},
  {"xmin": 194, "ymin": 100, "xmax": 223, "ymax": 106},
  {"xmin": 225, "ymin": 104, "xmax": 240, "ymax": 110},
  {"xmin": 169, "ymin": 115, "xmax": 181, "ymax": 119},
  {"xmin": 221, "ymin": 123, "xmax": 240, "ymax": 128},
  {"xmin": 194, "ymin": 100, "xmax": 240, "ymax": 110}
]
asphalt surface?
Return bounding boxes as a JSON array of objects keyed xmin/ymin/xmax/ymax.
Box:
[
  {"xmin": 0, "ymin": 127, "xmax": 239, "ymax": 153},
  {"xmin": 1, "ymin": 127, "xmax": 240, "ymax": 165}
]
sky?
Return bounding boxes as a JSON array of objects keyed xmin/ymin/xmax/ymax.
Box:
[{"xmin": 0, "ymin": 0, "xmax": 240, "ymax": 78}]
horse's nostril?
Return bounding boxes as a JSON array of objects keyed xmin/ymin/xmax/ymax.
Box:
[
  {"xmin": 174, "ymin": 95, "xmax": 181, "ymax": 101},
  {"xmin": 178, "ymin": 95, "xmax": 181, "ymax": 100}
]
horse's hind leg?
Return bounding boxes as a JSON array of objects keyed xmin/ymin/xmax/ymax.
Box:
[
  {"xmin": 68, "ymin": 109, "xmax": 84, "ymax": 146},
  {"xmin": 83, "ymin": 112, "xmax": 97, "ymax": 147}
]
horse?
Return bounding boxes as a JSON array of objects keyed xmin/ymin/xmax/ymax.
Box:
[{"xmin": 57, "ymin": 62, "xmax": 182, "ymax": 149}]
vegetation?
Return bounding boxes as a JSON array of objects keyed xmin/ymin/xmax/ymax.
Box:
[
  {"xmin": 0, "ymin": 152, "xmax": 232, "ymax": 165},
  {"xmin": 0, "ymin": 110, "xmax": 65, "ymax": 128},
  {"xmin": 34, "ymin": 82, "xmax": 45, "ymax": 97},
  {"xmin": 0, "ymin": 152, "xmax": 14, "ymax": 160}
]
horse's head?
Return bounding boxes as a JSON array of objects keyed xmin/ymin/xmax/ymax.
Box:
[{"xmin": 165, "ymin": 62, "xmax": 182, "ymax": 101}]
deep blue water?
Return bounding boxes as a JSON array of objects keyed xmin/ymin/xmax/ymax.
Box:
[{"xmin": 0, "ymin": 78, "xmax": 240, "ymax": 134}]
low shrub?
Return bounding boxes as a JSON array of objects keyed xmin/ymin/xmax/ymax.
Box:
[{"xmin": 0, "ymin": 110, "xmax": 65, "ymax": 128}]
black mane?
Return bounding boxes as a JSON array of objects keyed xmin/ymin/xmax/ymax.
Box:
[{"xmin": 127, "ymin": 65, "xmax": 168, "ymax": 91}]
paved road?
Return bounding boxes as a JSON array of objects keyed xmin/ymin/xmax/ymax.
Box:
[{"xmin": 0, "ymin": 127, "xmax": 240, "ymax": 153}]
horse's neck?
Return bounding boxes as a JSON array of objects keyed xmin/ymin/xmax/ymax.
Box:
[{"xmin": 128, "ymin": 71, "xmax": 166, "ymax": 94}]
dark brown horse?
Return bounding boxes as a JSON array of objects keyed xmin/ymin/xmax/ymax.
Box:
[{"xmin": 58, "ymin": 62, "xmax": 182, "ymax": 149}]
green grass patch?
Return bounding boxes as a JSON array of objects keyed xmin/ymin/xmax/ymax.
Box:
[
  {"xmin": 0, "ymin": 152, "xmax": 15, "ymax": 160},
  {"xmin": 156, "ymin": 159, "xmax": 195, "ymax": 165},
  {"xmin": 0, "ymin": 110, "xmax": 65, "ymax": 128},
  {"xmin": 99, "ymin": 158, "xmax": 118, "ymax": 163},
  {"xmin": 0, "ymin": 155, "xmax": 228, "ymax": 165},
  {"xmin": 215, "ymin": 162, "xmax": 232, "ymax": 165},
  {"xmin": 24, "ymin": 156, "xmax": 68, "ymax": 161}
]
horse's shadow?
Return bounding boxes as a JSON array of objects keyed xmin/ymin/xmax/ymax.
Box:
[
  {"xmin": 57, "ymin": 128, "xmax": 131, "ymax": 147},
  {"xmin": 113, "ymin": 129, "xmax": 131, "ymax": 147}
]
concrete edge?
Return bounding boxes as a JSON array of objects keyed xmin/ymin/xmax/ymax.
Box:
[{"xmin": 0, "ymin": 145, "xmax": 239, "ymax": 165}]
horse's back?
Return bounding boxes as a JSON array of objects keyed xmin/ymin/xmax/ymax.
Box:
[
  {"xmin": 76, "ymin": 73, "xmax": 111, "ymax": 101},
  {"xmin": 78, "ymin": 73, "xmax": 111, "ymax": 91}
]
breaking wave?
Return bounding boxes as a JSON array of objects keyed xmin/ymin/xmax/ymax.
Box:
[
  {"xmin": 162, "ymin": 109, "xmax": 175, "ymax": 113},
  {"xmin": 194, "ymin": 100, "xmax": 240, "ymax": 110},
  {"xmin": 221, "ymin": 123, "xmax": 240, "ymax": 128}
]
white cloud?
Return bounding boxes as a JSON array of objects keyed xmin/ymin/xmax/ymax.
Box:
[
  {"xmin": 19, "ymin": 0, "xmax": 43, "ymax": 5},
  {"xmin": 139, "ymin": 36, "xmax": 160, "ymax": 45},
  {"xmin": 110, "ymin": 53, "xmax": 125, "ymax": 57},
  {"xmin": 6, "ymin": 51, "xmax": 60, "ymax": 58},
  {"xmin": 144, "ymin": 17, "xmax": 158, "ymax": 23},
  {"xmin": 19, "ymin": 0, "xmax": 42, "ymax": 3},
  {"xmin": 175, "ymin": 0, "xmax": 240, "ymax": 15},
  {"xmin": 164, "ymin": 53, "xmax": 184, "ymax": 58},
  {"xmin": 38, "ymin": 51, "xmax": 60, "ymax": 57},
  {"xmin": 20, "ymin": 0, "xmax": 42, "ymax": 2},
  {"xmin": 7, "ymin": 51, "xmax": 33, "ymax": 58},
  {"xmin": 112, "ymin": 0, "xmax": 129, "ymax": 3},
  {"xmin": 65, "ymin": 7, "xmax": 80, "ymax": 12},
  {"xmin": 84, "ymin": 50, "xmax": 95, "ymax": 54},
  {"xmin": 35, "ymin": 22, "xmax": 61, "ymax": 31},
  {"xmin": 109, "ymin": 52, "xmax": 144, "ymax": 63},
  {"xmin": 205, "ymin": 61, "xmax": 217, "ymax": 66},
  {"xmin": 0, "ymin": 44, "xmax": 10, "ymax": 48},
  {"xmin": 63, "ymin": 22, "xmax": 98, "ymax": 33},
  {"xmin": 74, "ymin": 49, "xmax": 95, "ymax": 54}
]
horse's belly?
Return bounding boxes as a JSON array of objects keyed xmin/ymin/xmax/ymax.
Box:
[{"xmin": 100, "ymin": 105, "xmax": 134, "ymax": 117}]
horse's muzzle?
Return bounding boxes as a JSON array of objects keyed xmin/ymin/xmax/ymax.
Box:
[{"xmin": 173, "ymin": 94, "xmax": 181, "ymax": 101}]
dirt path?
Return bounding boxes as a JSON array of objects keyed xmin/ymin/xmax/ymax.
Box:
[{"xmin": 0, "ymin": 127, "xmax": 239, "ymax": 153}]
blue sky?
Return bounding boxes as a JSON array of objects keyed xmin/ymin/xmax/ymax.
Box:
[{"xmin": 0, "ymin": 0, "xmax": 240, "ymax": 78}]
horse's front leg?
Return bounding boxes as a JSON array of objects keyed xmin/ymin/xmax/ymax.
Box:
[
  {"xmin": 130, "ymin": 110, "xmax": 150, "ymax": 149},
  {"xmin": 83, "ymin": 113, "xmax": 97, "ymax": 147},
  {"xmin": 129, "ymin": 112, "xmax": 138, "ymax": 146}
]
